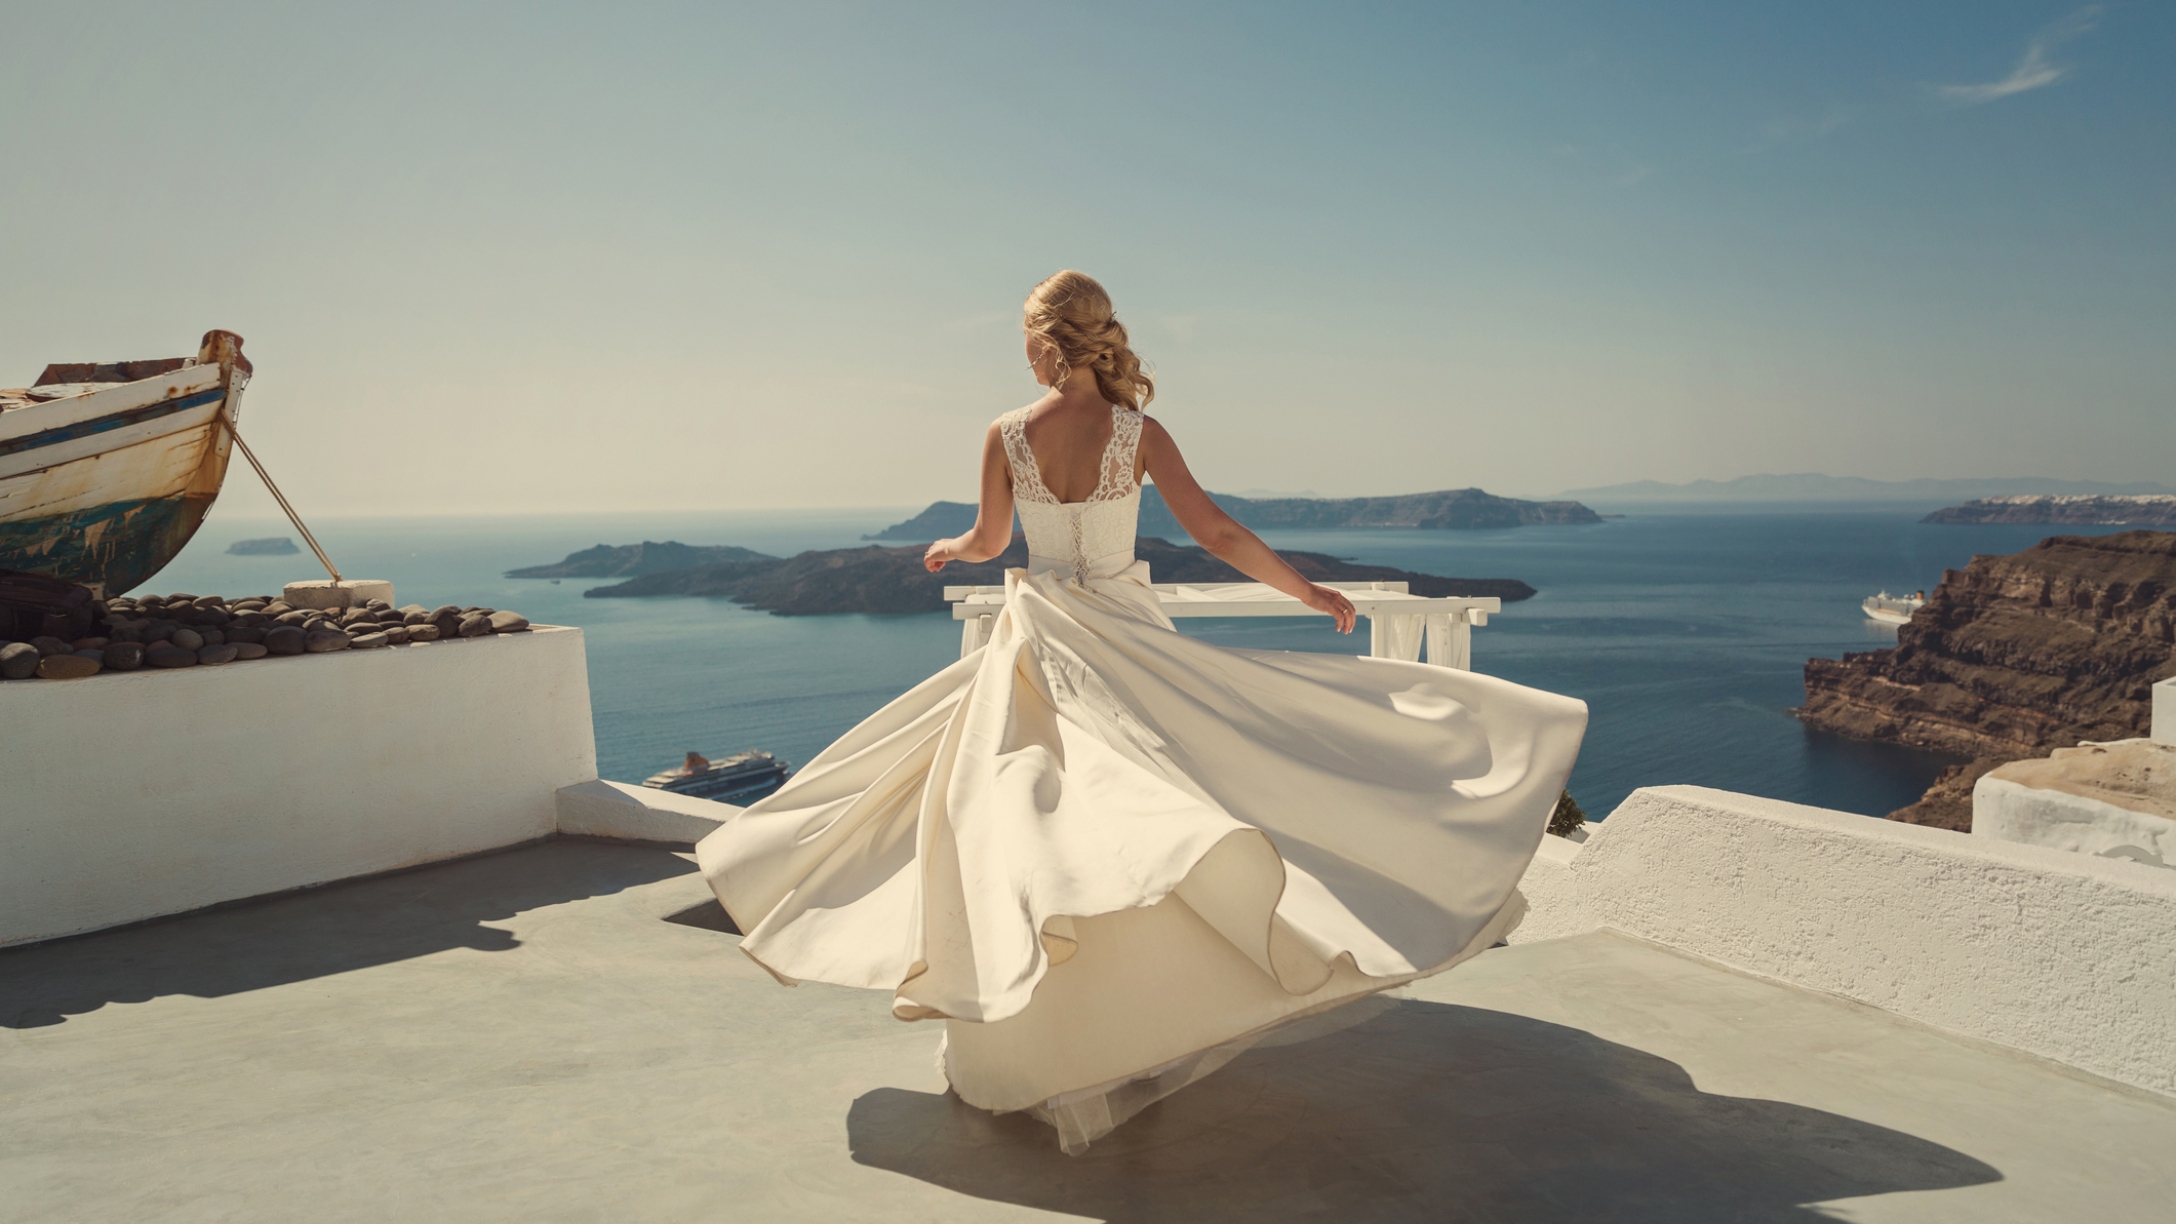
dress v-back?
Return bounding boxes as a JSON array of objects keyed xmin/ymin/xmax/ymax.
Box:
[
  {"xmin": 1002, "ymin": 403, "xmax": 1144, "ymax": 583},
  {"xmin": 696, "ymin": 403, "xmax": 1588, "ymax": 1153}
]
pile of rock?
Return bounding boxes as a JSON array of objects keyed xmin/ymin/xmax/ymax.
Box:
[{"xmin": 0, "ymin": 592, "xmax": 532, "ymax": 681}]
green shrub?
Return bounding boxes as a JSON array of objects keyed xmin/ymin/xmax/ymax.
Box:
[{"xmin": 1548, "ymin": 789, "xmax": 1587, "ymax": 837}]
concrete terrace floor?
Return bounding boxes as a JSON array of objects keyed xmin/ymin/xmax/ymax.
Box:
[{"xmin": 2, "ymin": 840, "xmax": 2171, "ymax": 1224}]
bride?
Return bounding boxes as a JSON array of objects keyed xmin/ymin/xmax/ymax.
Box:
[{"xmin": 697, "ymin": 271, "xmax": 1588, "ymax": 1153}]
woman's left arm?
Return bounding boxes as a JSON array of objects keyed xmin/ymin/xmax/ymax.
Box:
[
  {"xmin": 1140, "ymin": 416, "xmax": 1357, "ymax": 633},
  {"xmin": 924, "ymin": 422, "xmax": 1015, "ymax": 572}
]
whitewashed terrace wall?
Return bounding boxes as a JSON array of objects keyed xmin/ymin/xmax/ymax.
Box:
[
  {"xmin": 1513, "ymin": 785, "xmax": 2176, "ymax": 1098},
  {"xmin": 1, "ymin": 627, "xmax": 597, "ymax": 947}
]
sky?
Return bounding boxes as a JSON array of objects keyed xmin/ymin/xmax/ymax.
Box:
[{"xmin": 2, "ymin": 1, "xmax": 2170, "ymax": 515}]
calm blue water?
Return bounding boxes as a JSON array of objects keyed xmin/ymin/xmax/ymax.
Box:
[{"xmin": 147, "ymin": 504, "xmax": 2125, "ymax": 820}]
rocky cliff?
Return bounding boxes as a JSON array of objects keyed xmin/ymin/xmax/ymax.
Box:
[
  {"xmin": 584, "ymin": 536, "xmax": 1535, "ymax": 615},
  {"xmin": 1798, "ymin": 531, "xmax": 2176, "ymax": 828}
]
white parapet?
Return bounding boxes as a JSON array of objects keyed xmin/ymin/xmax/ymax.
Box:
[
  {"xmin": 0, "ymin": 626, "xmax": 597, "ymax": 947},
  {"xmin": 2157, "ymin": 676, "xmax": 2175, "ymax": 745},
  {"xmin": 556, "ymin": 778, "xmax": 737, "ymax": 845},
  {"xmin": 1511, "ymin": 785, "xmax": 2176, "ymax": 1098},
  {"xmin": 1972, "ymin": 740, "xmax": 2176, "ymax": 867}
]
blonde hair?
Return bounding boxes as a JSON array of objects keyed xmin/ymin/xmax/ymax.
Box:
[{"xmin": 1024, "ymin": 270, "xmax": 1154, "ymax": 411}]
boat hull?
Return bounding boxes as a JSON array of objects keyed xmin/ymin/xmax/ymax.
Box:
[
  {"xmin": 0, "ymin": 494, "xmax": 221, "ymax": 599},
  {"xmin": 0, "ymin": 344, "xmax": 244, "ymax": 596}
]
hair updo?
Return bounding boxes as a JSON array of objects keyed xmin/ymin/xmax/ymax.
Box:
[{"xmin": 1024, "ymin": 270, "xmax": 1155, "ymax": 411}]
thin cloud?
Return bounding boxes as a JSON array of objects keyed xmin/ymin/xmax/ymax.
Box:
[{"xmin": 1937, "ymin": 6, "xmax": 2101, "ymax": 105}]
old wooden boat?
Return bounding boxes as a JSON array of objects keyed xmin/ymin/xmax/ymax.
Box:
[{"xmin": 0, "ymin": 331, "xmax": 251, "ymax": 597}]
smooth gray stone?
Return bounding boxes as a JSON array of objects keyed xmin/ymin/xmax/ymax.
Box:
[
  {"xmin": 397, "ymin": 604, "xmax": 427, "ymax": 617},
  {"xmin": 103, "ymin": 641, "xmax": 146, "ymax": 671},
  {"xmin": 197, "ymin": 644, "xmax": 240, "ymax": 666},
  {"xmin": 225, "ymin": 626, "xmax": 264, "ymax": 645},
  {"xmin": 488, "ymin": 611, "xmax": 530, "ymax": 633},
  {"xmin": 380, "ymin": 625, "xmax": 409, "ymax": 645},
  {"xmin": 30, "ymin": 636, "xmax": 69, "ymax": 656},
  {"xmin": 263, "ymin": 627, "xmax": 307, "ymax": 656},
  {"xmin": 231, "ymin": 642, "xmax": 269, "ymax": 660},
  {"xmin": 146, "ymin": 645, "xmax": 197, "ymax": 669},
  {"xmin": 406, "ymin": 623, "xmax": 442, "ymax": 643},
  {"xmin": 198, "ymin": 629, "xmax": 225, "ymax": 647},
  {"xmin": 304, "ymin": 629, "xmax": 351, "ymax": 653},
  {"xmin": 457, "ymin": 613, "xmax": 492, "ymax": 638},
  {"xmin": 169, "ymin": 628, "xmax": 205, "ymax": 652},
  {"xmin": 348, "ymin": 632, "xmax": 390, "ymax": 650},
  {"xmin": 0, "ymin": 641, "xmax": 40, "ymax": 679},
  {"xmin": 275, "ymin": 610, "xmax": 311, "ymax": 627}
]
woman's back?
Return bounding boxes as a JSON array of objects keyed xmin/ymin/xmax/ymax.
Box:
[
  {"xmin": 1013, "ymin": 400, "xmax": 1133, "ymax": 503},
  {"xmin": 1000, "ymin": 402, "xmax": 1144, "ymax": 582}
]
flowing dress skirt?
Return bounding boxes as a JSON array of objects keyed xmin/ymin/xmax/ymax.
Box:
[{"xmin": 697, "ymin": 562, "xmax": 1588, "ymax": 1151}]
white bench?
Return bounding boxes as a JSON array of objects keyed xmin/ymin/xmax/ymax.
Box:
[{"xmin": 944, "ymin": 580, "xmax": 1499, "ymax": 669}]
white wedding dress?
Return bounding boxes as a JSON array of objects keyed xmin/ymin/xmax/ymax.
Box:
[{"xmin": 697, "ymin": 405, "xmax": 1588, "ymax": 1153}]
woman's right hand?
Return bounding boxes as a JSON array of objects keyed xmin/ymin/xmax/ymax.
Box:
[
  {"xmin": 924, "ymin": 538, "xmax": 958, "ymax": 573},
  {"xmin": 1301, "ymin": 583, "xmax": 1358, "ymax": 634}
]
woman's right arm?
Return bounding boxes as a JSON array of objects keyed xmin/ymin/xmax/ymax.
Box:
[
  {"xmin": 924, "ymin": 422, "xmax": 1015, "ymax": 572},
  {"xmin": 1140, "ymin": 417, "xmax": 1357, "ymax": 634}
]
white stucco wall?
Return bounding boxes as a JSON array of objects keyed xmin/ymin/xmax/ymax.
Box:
[
  {"xmin": 556, "ymin": 779, "xmax": 734, "ymax": 845},
  {"xmin": 2156, "ymin": 676, "xmax": 2175, "ymax": 745},
  {"xmin": 1510, "ymin": 785, "xmax": 2176, "ymax": 1097},
  {"xmin": 1509, "ymin": 832, "xmax": 1589, "ymax": 942},
  {"xmin": 1973, "ymin": 774, "xmax": 2176, "ymax": 864},
  {"xmin": 0, "ymin": 627, "xmax": 597, "ymax": 947}
]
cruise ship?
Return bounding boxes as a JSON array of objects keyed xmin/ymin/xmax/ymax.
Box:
[
  {"xmin": 1862, "ymin": 590, "xmax": 1927, "ymax": 625},
  {"xmin": 641, "ymin": 749, "xmax": 792, "ymax": 805}
]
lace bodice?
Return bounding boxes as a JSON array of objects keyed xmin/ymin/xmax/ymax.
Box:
[{"xmin": 1000, "ymin": 404, "xmax": 1144, "ymax": 582}]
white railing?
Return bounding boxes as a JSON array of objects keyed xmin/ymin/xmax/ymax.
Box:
[{"xmin": 944, "ymin": 581, "xmax": 1499, "ymax": 670}]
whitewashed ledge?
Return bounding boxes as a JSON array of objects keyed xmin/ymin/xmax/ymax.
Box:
[
  {"xmin": 1, "ymin": 627, "xmax": 598, "ymax": 948},
  {"xmin": 554, "ymin": 778, "xmax": 737, "ymax": 844},
  {"xmin": 1514, "ymin": 785, "xmax": 2176, "ymax": 1099}
]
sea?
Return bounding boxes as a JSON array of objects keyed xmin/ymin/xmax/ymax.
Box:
[{"xmin": 147, "ymin": 504, "xmax": 2132, "ymax": 821}]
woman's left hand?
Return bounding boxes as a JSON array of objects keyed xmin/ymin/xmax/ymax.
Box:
[
  {"xmin": 1301, "ymin": 583, "xmax": 1358, "ymax": 634},
  {"xmin": 923, "ymin": 539, "xmax": 958, "ymax": 573}
]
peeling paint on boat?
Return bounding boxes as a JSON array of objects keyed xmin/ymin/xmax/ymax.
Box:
[{"xmin": 0, "ymin": 331, "xmax": 249, "ymax": 595}]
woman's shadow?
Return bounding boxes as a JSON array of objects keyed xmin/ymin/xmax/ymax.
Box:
[{"xmin": 848, "ymin": 998, "xmax": 1999, "ymax": 1223}]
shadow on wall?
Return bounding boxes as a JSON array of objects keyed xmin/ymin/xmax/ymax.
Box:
[
  {"xmin": 850, "ymin": 999, "xmax": 2001, "ymax": 1224},
  {"xmin": 0, "ymin": 839, "xmax": 694, "ymax": 1029}
]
